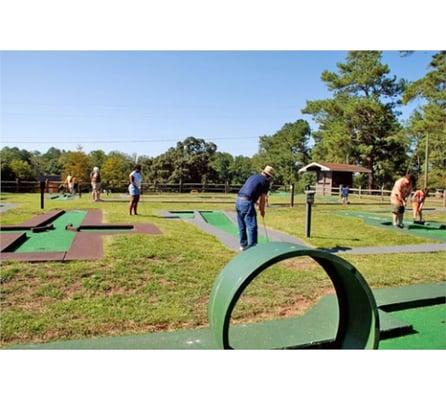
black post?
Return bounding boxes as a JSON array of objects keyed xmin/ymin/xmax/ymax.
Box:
[
  {"xmin": 305, "ymin": 202, "xmax": 312, "ymax": 237},
  {"xmin": 290, "ymin": 184, "xmax": 295, "ymax": 208},
  {"xmin": 304, "ymin": 190, "xmax": 315, "ymax": 238},
  {"xmin": 40, "ymin": 179, "xmax": 46, "ymax": 209}
]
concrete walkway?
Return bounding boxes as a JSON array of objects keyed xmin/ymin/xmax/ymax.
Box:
[{"xmin": 0, "ymin": 203, "xmax": 17, "ymax": 213}]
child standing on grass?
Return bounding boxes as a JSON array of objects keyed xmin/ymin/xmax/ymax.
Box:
[
  {"xmin": 340, "ymin": 185, "xmax": 350, "ymax": 205},
  {"xmin": 412, "ymin": 188, "xmax": 428, "ymax": 223},
  {"xmin": 129, "ymin": 164, "xmax": 142, "ymax": 216}
]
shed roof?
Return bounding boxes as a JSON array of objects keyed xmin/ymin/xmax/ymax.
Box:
[{"xmin": 298, "ymin": 162, "xmax": 371, "ymax": 174}]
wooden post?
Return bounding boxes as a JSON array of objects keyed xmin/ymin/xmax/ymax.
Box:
[
  {"xmin": 290, "ymin": 184, "xmax": 295, "ymax": 208},
  {"xmin": 15, "ymin": 178, "xmax": 19, "ymax": 193},
  {"xmin": 359, "ymin": 186, "xmax": 362, "ymax": 199},
  {"xmin": 39, "ymin": 178, "xmax": 45, "ymax": 209},
  {"xmin": 443, "ymin": 189, "xmax": 446, "ymax": 208},
  {"xmin": 381, "ymin": 186, "xmax": 384, "ymax": 202}
]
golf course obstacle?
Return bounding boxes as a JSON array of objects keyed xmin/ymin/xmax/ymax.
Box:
[
  {"xmin": 0, "ymin": 209, "xmax": 161, "ymax": 262},
  {"xmin": 209, "ymin": 242, "xmax": 380, "ymax": 349}
]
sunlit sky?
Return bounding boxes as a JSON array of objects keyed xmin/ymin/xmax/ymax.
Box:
[{"xmin": 0, "ymin": 51, "xmax": 435, "ymax": 157}]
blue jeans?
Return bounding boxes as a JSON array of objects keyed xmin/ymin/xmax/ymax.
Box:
[{"xmin": 236, "ymin": 198, "xmax": 258, "ymax": 249}]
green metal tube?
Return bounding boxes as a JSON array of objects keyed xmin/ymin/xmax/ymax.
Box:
[{"xmin": 208, "ymin": 242, "xmax": 380, "ymax": 349}]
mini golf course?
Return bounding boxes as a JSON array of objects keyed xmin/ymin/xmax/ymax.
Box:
[
  {"xmin": 0, "ymin": 209, "xmax": 161, "ymax": 262},
  {"xmin": 160, "ymin": 210, "xmax": 302, "ymax": 250},
  {"xmin": 337, "ymin": 210, "xmax": 446, "ymax": 242},
  {"xmin": 8, "ymin": 242, "xmax": 445, "ymax": 349}
]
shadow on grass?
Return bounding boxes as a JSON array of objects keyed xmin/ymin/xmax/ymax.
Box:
[{"xmin": 317, "ymin": 245, "xmax": 353, "ymax": 253}]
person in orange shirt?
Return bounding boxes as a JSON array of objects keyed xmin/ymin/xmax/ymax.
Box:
[
  {"xmin": 412, "ymin": 188, "xmax": 428, "ymax": 223},
  {"xmin": 390, "ymin": 174, "xmax": 415, "ymax": 228}
]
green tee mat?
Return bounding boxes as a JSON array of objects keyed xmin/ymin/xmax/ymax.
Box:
[
  {"xmin": 168, "ymin": 211, "xmax": 196, "ymax": 219},
  {"xmin": 11, "ymin": 282, "xmax": 444, "ymax": 350},
  {"xmin": 379, "ymin": 304, "xmax": 446, "ymax": 349},
  {"xmin": 336, "ymin": 210, "xmax": 446, "ymax": 242},
  {"xmin": 7, "ymin": 210, "xmax": 87, "ymax": 253},
  {"xmin": 199, "ymin": 211, "xmax": 268, "ymax": 244}
]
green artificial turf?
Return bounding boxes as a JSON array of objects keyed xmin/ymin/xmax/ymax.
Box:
[
  {"xmin": 200, "ymin": 211, "xmax": 268, "ymax": 243},
  {"xmin": 379, "ymin": 304, "xmax": 446, "ymax": 349},
  {"xmin": 15, "ymin": 210, "xmax": 87, "ymax": 253},
  {"xmin": 336, "ymin": 210, "xmax": 446, "ymax": 242},
  {"xmin": 169, "ymin": 211, "xmax": 195, "ymax": 219}
]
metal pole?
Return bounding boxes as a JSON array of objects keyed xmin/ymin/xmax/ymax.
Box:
[
  {"xmin": 40, "ymin": 180, "xmax": 45, "ymax": 209},
  {"xmin": 290, "ymin": 184, "xmax": 295, "ymax": 207},
  {"xmin": 305, "ymin": 201, "xmax": 312, "ymax": 237},
  {"xmin": 424, "ymin": 132, "xmax": 429, "ymax": 188}
]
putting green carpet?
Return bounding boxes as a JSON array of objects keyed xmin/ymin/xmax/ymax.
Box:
[
  {"xmin": 14, "ymin": 210, "xmax": 87, "ymax": 253},
  {"xmin": 379, "ymin": 304, "xmax": 446, "ymax": 349},
  {"xmin": 337, "ymin": 210, "xmax": 446, "ymax": 242},
  {"xmin": 200, "ymin": 211, "xmax": 268, "ymax": 243}
]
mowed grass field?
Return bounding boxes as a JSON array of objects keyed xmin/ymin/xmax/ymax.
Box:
[{"xmin": 1, "ymin": 192, "xmax": 445, "ymax": 347}]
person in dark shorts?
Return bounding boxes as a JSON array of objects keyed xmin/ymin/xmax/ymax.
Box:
[
  {"xmin": 236, "ymin": 166, "xmax": 274, "ymax": 251},
  {"xmin": 390, "ymin": 174, "xmax": 415, "ymax": 228}
]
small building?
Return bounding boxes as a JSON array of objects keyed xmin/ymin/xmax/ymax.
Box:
[{"xmin": 298, "ymin": 162, "xmax": 371, "ymax": 195}]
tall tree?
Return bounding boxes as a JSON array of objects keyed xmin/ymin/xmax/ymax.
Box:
[
  {"xmin": 230, "ymin": 156, "xmax": 256, "ymax": 184},
  {"xmin": 211, "ymin": 152, "xmax": 234, "ymax": 184},
  {"xmin": 61, "ymin": 150, "xmax": 92, "ymax": 183},
  {"xmin": 101, "ymin": 153, "xmax": 134, "ymax": 188},
  {"xmin": 403, "ymin": 51, "xmax": 446, "ymax": 188},
  {"xmin": 89, "ymin": 150, "xmax": 107, "ymax": 170},
  {"xmin": 9, "ymin": 159, "xmax": 34, "ymax": 180},
  {"xmin": 303, "ymin": 51, "xmax": 407, "ymax": 189},
  {"xmin": 253, "ymin": 119, "xmax": 311, "ymax": 185}
]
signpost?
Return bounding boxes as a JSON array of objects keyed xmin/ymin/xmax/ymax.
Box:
[{"xmin": 304, "ymin": 190, "xmax": 315, "ymax": 237}]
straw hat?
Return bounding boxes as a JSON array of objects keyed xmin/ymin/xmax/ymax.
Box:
[{"xmin": 262, "ymin": 165, "xmax": 275, "ymax": 177}]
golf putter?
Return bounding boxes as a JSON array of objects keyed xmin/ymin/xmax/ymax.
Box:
[{"xmin": 262, "ymin": 216, "xmax": 270, "ymax": 242}]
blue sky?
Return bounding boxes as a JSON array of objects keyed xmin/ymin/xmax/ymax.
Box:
[{"xmin": 0, "ymin": 51, "xmax": 435, "ymax": 157}]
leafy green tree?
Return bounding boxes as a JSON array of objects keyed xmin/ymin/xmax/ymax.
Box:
[
  {"xmin": 9, "ymin": 159, "xmax": 34, "ymax": 180},
  {"xmin": 230, "ymin": 155, "xmax": 256, "ymax": 184},
  {"xmin": 89, "ymin": 150, "xmax": 107, "ymax": 170},
  {"xmin": 101, "ymin": 153, "xmax": 133, "ymax": 188},
  {"xmin": 403, "ymin": 51, "xmax": 446, "ymax": 188},
  {"xmin": 61, "ymin": 150, "xmax": 92, "ymax": 183},
  {"xmin": 211, "ymin": 152, "xmax": 234, "ymax": 184},
  {"xmin": 0, "ymin": 147, "xmax": 34, "ymax": 180},
  {"xmin": 303, "ymin": 51, "xmax": 407, "ymax": 189},
  {"xmin": 253, "ymin": 119, "xmax": 311, "ymax": 185}
]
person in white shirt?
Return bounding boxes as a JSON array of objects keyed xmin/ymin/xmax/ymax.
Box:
[
  {"xmin": 90, "ymin": 167, "xmax": 101, "ymax": 202},
  {"xmin": 128, "ymin": 164, "xmax": 142, "ymax": 215}
]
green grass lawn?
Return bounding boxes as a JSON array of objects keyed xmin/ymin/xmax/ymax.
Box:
[{"xmin": 1, "ymin": 193, "xmax": 445, "ymax": 347}]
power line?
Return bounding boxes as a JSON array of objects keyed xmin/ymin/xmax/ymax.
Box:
[{"xmin": 0, "ymin": 136, "xmax": 261, "ymax": 144}]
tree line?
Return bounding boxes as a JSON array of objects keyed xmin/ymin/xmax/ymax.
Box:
[{"xmin": 1, "ymin": 51, "xmax": 445, "ymax": 190}]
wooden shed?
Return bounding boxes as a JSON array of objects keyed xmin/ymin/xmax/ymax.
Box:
[{"xmin": 298, "ymin": 162, "xmax": 371, "ymax": 195}]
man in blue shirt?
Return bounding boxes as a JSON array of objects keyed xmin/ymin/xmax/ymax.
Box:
[{"xmin": 236, "ymin": 166, "xmax": 274, "ymax": 250}]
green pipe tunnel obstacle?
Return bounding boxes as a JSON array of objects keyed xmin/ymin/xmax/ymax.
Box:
[{"xmin": 209, "ymin": 242, "xmax": 380, "ymax": 349}]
